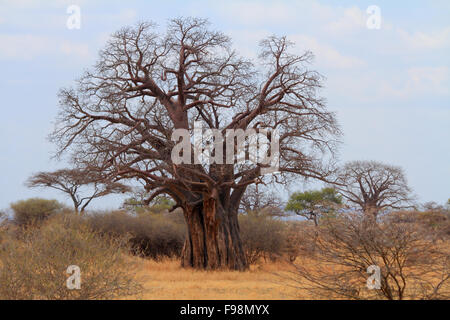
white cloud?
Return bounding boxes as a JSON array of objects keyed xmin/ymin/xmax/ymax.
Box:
[
  {"xmin": 228, "ymin": 30, "xmax": 365, "ymax": 70},
  {"xmin": 380, "ymin": 66, "xmax": 450, "ymax": 98},
  {"xmin": 0, "ymin": 0, "xmax": 87, "ymax": 9},
  {"xmin": 214, "ymin": 1, "xmax": 450, "ymax": 103},
  {"xmin": 290, "ymin": 34, "xmax": 365, "ymax": 69},
  {"xmin": 0, "ymin": 33, "xmax": 90, "ymax": 60},
  {"xmin": 60, "ymin": 41, "xmax": 90, "ymax": 57},
  {"xmin": 217, "ymin": 1, "xmax": 297, "ymax": 26},
  {"xmin": 409, "ymin": 66, "xmax": 449, "ymax": 88},
  {"xmin": 325, "ymin": 65, "xmax": 450, "ymax": 105},
  {"xmin": 216, "ymin": 1, "xmax": 450, "ymax": 53},
  {"xmin": 0, "ymin": 0, "xmax": 125, "ymax": 31},
  {"xmin": 217, "ymin": 1, "xmax": 368, "ymax": 35},
  {"xmin": 117, "ymin": 8, "xmax": 137, "ymax": 23},
  {"xmin": 0, "ymin": 34, "xmax": 52, "ymax": 60},
  {"xmin": 396, "ymin": 27, "xmax": 450, "ymax": 50},
  {"xmin": 227, "ymin": 29, "xmax": 271, "ymax": 58},
  {"xmin": 84, "ymin": 8, "xmax": 137, "ymax": 27},
  {"xmin": 323, "ymin": 6, "xmax": 366, "ymax": 35}
]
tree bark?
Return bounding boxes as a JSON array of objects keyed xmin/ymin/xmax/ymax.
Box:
[{"xmin": 180, "ymin": 198, "xmax": 248, "ymax": 270}]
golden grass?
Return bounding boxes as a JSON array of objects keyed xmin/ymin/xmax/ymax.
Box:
[
  {"xmin": 125, "ymin": 252, "xmax": 450, "ymax": 300},
  {"xmin": 128, "ymin": 258, "xmax": 308, "ymax": 300}
]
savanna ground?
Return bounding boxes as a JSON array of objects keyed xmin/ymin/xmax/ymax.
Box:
[
  {"xmin": 1, "ymin": 200, "xmax": 449, "ymax": 300},
  {"xmin": 129, "ymin": 246, "xmax": 450, "ymax": 300},
  {"xmin": 129, "ymin": 258, "xmax": 300, "ymax": 300}
]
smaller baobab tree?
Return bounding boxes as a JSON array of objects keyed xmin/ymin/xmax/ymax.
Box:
[
  {"xmin": 239, "ymin": 185, "xmax": 285, "ymax": 217},
  {"xmin": 285, "ymin": 187, "xmax": 342, "ymax": 227},
  {"xmin": 334, "ymin": 161, "xmax": 414, "ymax": 219},
  {"xmin": 26, "ymin": 169, "xmax": 131, "ymax": 214}
]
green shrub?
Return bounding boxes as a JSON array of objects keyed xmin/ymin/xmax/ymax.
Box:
[
  {"xmin": 10, "ymin": 198, "xmax": 64, "ymax": 226},
  {"xmin": 87, "ymin": 210, "xmax": 186, "ymax": 260},
  {"xmin": 0, "ymin": 214, "xmax": 142, "ymax": 300}
]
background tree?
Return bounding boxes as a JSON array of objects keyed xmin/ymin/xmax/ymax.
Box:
[
  {"xmin": 334, "ymin": 161, "xmax": 414, "ymax": 219},
  {"xmin": 422, "ymin": 201, "xmax": 445, "ymax": 212},
  {"xmin": 285, "ymin": 188, "xmax": 342, "ymax": 226},
  {"xmin": 123, "ymin": 188, "xmax": 176, "ymax": 215},
  {"xmin": 239, "ymin": 185, "xmax": 285, "ymax": 217},
  {"xmin": 10, "ymin": 198, "xmax": 64, "ymax": 226},
  {"xmin": 0, "ymin": 210, "xmax": 7, "ymax": 225},
  {"xmin": 26, "ymin": 169, "xmax": 130, "ymax": 214},
  {"xmin": 50, "ymin": 18, "xmax": 340, "ymax": 270}
]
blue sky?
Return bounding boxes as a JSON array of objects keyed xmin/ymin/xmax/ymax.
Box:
[{"xmin": 0, "ymin": 0, "xmax": 449, "ymax": 210}]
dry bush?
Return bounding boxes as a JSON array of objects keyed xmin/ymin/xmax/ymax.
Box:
[
  {"xmin": 87, "ymin": 210, "xmax": 186, "ymax": 260},
  {"xmin": 0, "ymin": 210, "xmax": 6, "ymax": 235},
  {"xmin": 239, "ymin": 214, "xmax": 287, "ymax": 264},
  {"xmin": 10, "ymin": 198, "xmax": 64, "ymax": 226},
  {"xmin": 284, "ymin": 221, "xmax": 317, "ymax": 262},
  {"xmin": 0, "ymin": 215, "xmax": 143, "ymax": 300},
  {"xmin": 88, "ymin": 210, "xmax": 293, "ymax": 265},
  {"xmin": 0, "ymin": 222, "xmax": 6, "ymax": 245},
  {"xmin": 280, "ymin": 213, "xmax": 450, "ymax": 300},
  {"xmin": 388, "ymin": 210, "xmax": 450, "ymax": 242}
]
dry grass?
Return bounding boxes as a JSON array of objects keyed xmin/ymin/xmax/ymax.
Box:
[
  {"xmin": 128, "ymin": 258, "xmax": 308, "ymax": 300},
  {"xmin": 126, "ymin": 245, "xmax": 449, "ymax": 300}
]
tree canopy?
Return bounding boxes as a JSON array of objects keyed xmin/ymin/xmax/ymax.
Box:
[
  {"xmin": 285, "ymin": 188, "xmax": 342, "ymax": 226},
  {"xmin": 334, "ymin": 161, "xmax": 414, "ymax": 218},
  {"xmin": 26, "ymin": 169, "xmax": 130, "ymax": 213}
]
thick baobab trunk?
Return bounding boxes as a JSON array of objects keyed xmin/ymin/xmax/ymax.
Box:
[
  {"xmin": 363, "ymin": 205, "xmax": 379, "ymax": 223},
  {"xmin": 180, "ymin": 198, "xmax": 248, "ymax": 270}
]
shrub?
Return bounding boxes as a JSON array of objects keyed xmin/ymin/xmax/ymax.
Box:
[
  {"xmin": 282, "ymin": 213, "xmax": 450, "ymax": 300},
  {"xmin": 239, "ymin": 213, "xmax": 287, "ymax": 264},
  {"xmin": 388, "ymin": 210, "xmax": 450, "ymax": 242},
  {"xmin": 10, "ymin": 198, "xmax": 64, "ymax": 226},
  {"xmin": 87, "ymin": 210, "xmax": 186, "ymax": 260},
  {"xmin": 0, "ymin": 215, "xmax": 143, "ymax": 300},
  {"xmin": 283, "ymin": 221, "xmax": 315, "ymax": 262}
]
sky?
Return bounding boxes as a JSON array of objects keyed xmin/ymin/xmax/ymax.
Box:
[{"xmin": 0, "ymin": 0, "xmax": 449, "ymax": 211}]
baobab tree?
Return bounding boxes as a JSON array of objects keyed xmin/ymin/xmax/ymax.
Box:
[
  {"xmin": 26, "ymin": 169, "xmax": 130, "ymax": 213},
  {"xmin": 334, "ymin": 161, "xmax": 414, "ymax": 219},
  {"xmin": 51, "ymin": 18, "xmax": 340, "ymax": 270},
  {"xmin": 239, "ymin": 185, "xmax": 285, "ymax": 217}
]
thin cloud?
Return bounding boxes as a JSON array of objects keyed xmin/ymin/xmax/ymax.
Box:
[
  {"xmin": 396, "ymin": 26, "xmax": 450, "ymax": 50},
  {"xmin": 0, "ymin": 34, "xmax": 91, "ymax": 61},
  {"xmin": 380, "ymin": 66, "xmax": 450, "ymax": 98},
  {"xmin": 290, "ymin": 34, "xmax": 366, "ymax": 69},
  {"xmin": 0, "ymin": 34, "xmax": 52, "ymax": 60}
]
